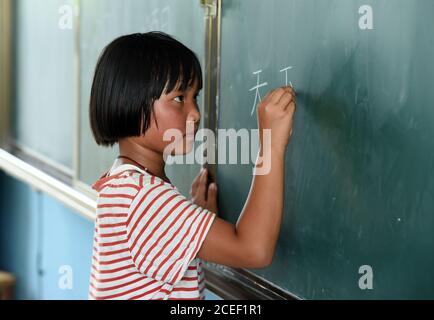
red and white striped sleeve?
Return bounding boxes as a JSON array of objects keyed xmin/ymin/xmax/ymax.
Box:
[{"xmin": 125, "ymin": 180, "xmax": 216, "ymax": 285}]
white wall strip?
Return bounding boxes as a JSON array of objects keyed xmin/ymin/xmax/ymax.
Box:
[{"xmin": 0, "ymin": 148, "xmax": 96, "ymax": 221}]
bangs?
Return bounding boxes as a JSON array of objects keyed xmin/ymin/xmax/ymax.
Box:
[{"xmin": 151, "ymin": 37, "xmax": 203, "ymax": 94}]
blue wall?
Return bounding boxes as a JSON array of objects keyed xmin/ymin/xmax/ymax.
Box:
[{"xmin": 0, "ymin": 170, "xmax": 95, "ymax": 299}]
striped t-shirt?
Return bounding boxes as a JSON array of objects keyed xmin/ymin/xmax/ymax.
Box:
[{"xmin": 89, "ymin": 162, "xmax": 216, "ymax": 300}]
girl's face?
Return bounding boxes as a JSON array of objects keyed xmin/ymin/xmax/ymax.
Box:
[{"xmin": 138, "ymin": 80, "xmax": 201, "ymax": 157}]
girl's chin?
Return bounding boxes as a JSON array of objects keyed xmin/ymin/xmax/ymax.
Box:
[{"xmin": 167, "ymin": 140, "xmax": 195, "ymax": 156}]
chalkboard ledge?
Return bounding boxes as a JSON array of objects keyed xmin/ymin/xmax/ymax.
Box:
[{"xmin": 203, "ymin": 262, "xmax": 300, "ymax": 300}]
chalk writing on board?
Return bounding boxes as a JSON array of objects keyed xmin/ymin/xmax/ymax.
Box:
[
  {"xmin": 249, "ymin": 70, "xmax": 268, "ymax": 116},
  {"xmin": 279, "ymin": 66, "xmax": 294, "ymax": 88},
  {"xmin": 249, "ymin": 67, "xmax": 296, "ymax": 116}
]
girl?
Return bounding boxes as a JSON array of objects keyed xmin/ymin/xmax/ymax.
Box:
[{"xmin": 89, "ymin": 32, "xmax": 296, "ymax": 300}]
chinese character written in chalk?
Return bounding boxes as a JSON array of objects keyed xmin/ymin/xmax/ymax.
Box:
[
  {"xmin": 249, "ymin": 70, "xmax": 268, "ymax": 116},
  {"xmin": 279, "ymin": 66, "xmax": 294, "ymax": 88},
  {"xmin": 249, "ymin": 66, "xmax": 295, "ymax": 117}
]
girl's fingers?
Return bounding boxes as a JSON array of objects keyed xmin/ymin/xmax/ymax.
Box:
[
  {"xmin": 278, "ymin": 92, "xmax": 294, "ymax": 109},
  {"xmin": 284, "ymin": 85, "xmax": 295, "ymax": 96},
  {"xmin": 195, "ymin": 168, "xmax": 208, "ymax": 202},
  {"xmin": 270, "ymin": 88, "xmax": 286, "ymax": 104},
  {"xmin": 289, "ymin": 101, "xmax": 296, "ymax": 113},
  {"xmin": 190, "ymin": 168, "xmax": 203, "ymax": 196},
  {"xmin": 277, "ymin": 91, "xmax": 292, "ymax": 103},
  {"xmin": 261, "ymin": 88, "xmax": 276, "ymax": 104},
  {"xmin": 270, "ymin": 86, "xmax": 295, "ymax": 105},
  {"xmin": 207, "ymin": 183, "xmax": 218, "ymax": 214}
]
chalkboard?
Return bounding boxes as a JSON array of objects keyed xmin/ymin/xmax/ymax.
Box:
[
  {"xmin": 217, "ymin": 0, "xmax": 434, "ymax": 299},
  {"xmin": 79, "ymin": 0, "xmax": 206, "ymax": 197}
]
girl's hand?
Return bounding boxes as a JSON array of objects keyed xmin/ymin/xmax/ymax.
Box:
[
  {"xmin": 190, "ymin": 168, "xmax": 218, "ymax": 214},
  {"xmin": 257, "ymin": 86, "xmax": 296, "ymax": 152}
]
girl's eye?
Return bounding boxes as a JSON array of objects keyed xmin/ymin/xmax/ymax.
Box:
[{"xmin": 174, "ymin": 95, "xmax": 184, "ymax": 103}]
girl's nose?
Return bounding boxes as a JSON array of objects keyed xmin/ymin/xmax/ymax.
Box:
[{"xmin": 188, "ymin": 103, "xmax": 201, "ymax": 124}]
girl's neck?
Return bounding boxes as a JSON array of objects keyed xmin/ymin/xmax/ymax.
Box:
[{"xmin": 117, "ymin": 139, "xmax": 170, "ymax": 183}]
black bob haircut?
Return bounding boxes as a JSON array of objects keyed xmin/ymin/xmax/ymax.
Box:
[{"xmin": 89, "ymin": 32, "xmax": 203, "ymax": 147}]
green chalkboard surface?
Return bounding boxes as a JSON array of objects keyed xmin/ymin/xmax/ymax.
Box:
[{"xmin": 217, "ymin": 0, "xmax": 434, "ymax": 299}]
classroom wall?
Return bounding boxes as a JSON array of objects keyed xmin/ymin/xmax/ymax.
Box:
[
  {"xmin": 0, "ymin": 170, "xmax": 94, "ymax": 299},
  {"xmin": 0, "ymin": 170, "xmax": 222, "ymax": 300}
]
